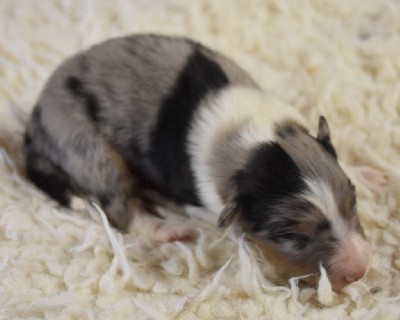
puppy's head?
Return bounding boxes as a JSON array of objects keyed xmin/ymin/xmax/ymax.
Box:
[{"xmin": 218, "ymin": 116, "xmax": 371, "ymax": 290}]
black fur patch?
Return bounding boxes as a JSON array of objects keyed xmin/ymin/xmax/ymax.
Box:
[
  {"xmin": 24, "ymin": 132, "xmax": 31, "ymax": 146},
  {"xmin": 277, "ymin": 125, "xmax": 295, "ymax": 138},
  {"xmin": 26, "ymin": 138, "xmax": 72, "ymax": 207},
  {"xmin": 235, "ymin": 142, "xmax": 306, "ymax": 239},
  {"xmin": 31, "ymin": 105, "xmax": 41, "ymax": 123},
  {"xmin": 316, "ymin": 136, "xmax": 337, "ymax": 159},
  {"xmin": 66, "ymin": 76, "xmax": 82, "ymax": 96},
  {"xmin": 316, "ymin": 220, "xmax": 331, "ymax": 234},
  {"xmin": 328, "ymin": 235, "xmax": 337, "ymax": 243},
  {"xmin": 148, "ymin": 48, "xmax": 229, "ymax": 205},
  {"xmin": 263, "ymin": 219, "xmax": 299, "ymax": 233},
  {"xmin": 290, "ymin": 198, "xmax": 319, "ymax": 214},
  {"xmin": 276, "ymin": 121, "xmax": 308, "ymax": 139},
  {"xmin": 99, "ymin": 193, "xmax": 112, "ymax": 208},
  {"xmin": 25, "ymin": 105, "xmax": 73, "ymax": 207},
  {"xmin": 65, "ymin": 76, "xmax": 100, "ymax": 122}
]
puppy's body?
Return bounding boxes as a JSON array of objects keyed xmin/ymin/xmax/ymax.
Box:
[{"xmin": 25, "ymin": 34, "xmax": 370, "ymax": 289}]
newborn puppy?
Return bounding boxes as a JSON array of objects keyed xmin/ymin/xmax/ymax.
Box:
[{"xmin": 25, "ymin": 34, "xmax": 371, "ymax": 290}]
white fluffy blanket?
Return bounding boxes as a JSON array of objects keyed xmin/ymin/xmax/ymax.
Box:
[{"xmin": 0, "ymin": 1, "xmax": 399, "ymax": 319}]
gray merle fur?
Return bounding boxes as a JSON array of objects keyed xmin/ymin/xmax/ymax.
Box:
[
  {"xmin": 24, "ymin": 35, "xmax": 370, "ymax": 284},
  {"xmin": 24, "ymin": 34, "xmax": 254, "ymax": 229}
]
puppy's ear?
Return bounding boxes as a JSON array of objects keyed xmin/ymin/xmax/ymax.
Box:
[
  {"xmin": 317, "ymin": 116, "xmax": 337, "ymax": 158},
  {"xmin": 217, "ymin": 201, "xmax": 242, "ymax": 228}
]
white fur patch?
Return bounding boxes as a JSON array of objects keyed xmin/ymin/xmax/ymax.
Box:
[
  {"xmin": 303, "ymin": 178, "xmax": 349, "ymax": 240},
  {"xmin": 188, "ymin": 86, "xmax": 308, "ymax": 213},
  {"xmin": 184, "ymin": 205, "xmax": 219, "ymax": 225}
]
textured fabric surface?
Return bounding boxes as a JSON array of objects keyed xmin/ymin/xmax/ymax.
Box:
[{"xmin": 0, "ymin": 1, "xmax": 399, "ymax": 319}]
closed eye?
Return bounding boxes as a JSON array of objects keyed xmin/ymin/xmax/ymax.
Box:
[
  {"xmin": 315, "ymin": 220, "xmax": 331, "ymax": 235},
  {"xmin": 279, "ymin": 233, "xmax": 310, "ymax": 250}
]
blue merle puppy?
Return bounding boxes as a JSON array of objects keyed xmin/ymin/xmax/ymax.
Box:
[{"xmin": 25, "ymin": 34, "xmax": 370, "ymax": 290}]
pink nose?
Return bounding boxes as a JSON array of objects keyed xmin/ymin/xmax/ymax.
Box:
[
  {"xmin": 330, "ymin": 234, "xmax": 371, "ymax": 289},
  {"xmin": 331, "ymin": 261, "xmax": 368, "ymax": 289},
  {"xmin": 339, "ymin": 269, "xmax": 366, "ymax": 286}
]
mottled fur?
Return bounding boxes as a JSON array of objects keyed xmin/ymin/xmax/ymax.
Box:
[
  {"xmin": 25, "ymin": 34, "xmax": 369, "ymax": 288},
  {"xmin": 25, "ymin": 35, "xmax": 255, "ymax": 230}
]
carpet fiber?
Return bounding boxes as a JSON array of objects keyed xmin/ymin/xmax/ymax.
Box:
[{"xmin": 0, "ymin": 1, "xmax": 400, "ymax": 319}]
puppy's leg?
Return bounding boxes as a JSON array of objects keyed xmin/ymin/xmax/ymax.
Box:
[
  {"xmin": 47, "ymin": 132, "xmax": 195, "ymax": 240},
  {"xmin": 129, "ymin": 198, "xmax": 197, "ymax": 242},
  {"xmin": 26, "ymin": 108, "xmax": 195, "ymax": 239},
  {"xmin": 60, "ymin": 137, "xmax": 135, "ymax": 232},
  {"xmin": 26, "ymin": 107, "xmax": 136, "ymax": 231},
  {"xmin": 25, "ymin": 147, "xmax": 74, "ymax": 207}
]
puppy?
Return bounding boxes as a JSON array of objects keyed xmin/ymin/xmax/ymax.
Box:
[{"xmin": 25, "ymin": 34, "xmax": 371, "ymax": 290}]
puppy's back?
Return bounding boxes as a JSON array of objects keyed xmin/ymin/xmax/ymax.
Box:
[{"xmin": 25, "ymin": 34, "xmax": 257, "ymax": 212}]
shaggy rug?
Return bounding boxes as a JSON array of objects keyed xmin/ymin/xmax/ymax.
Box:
[{"xmin": 0, "ymin": 0, "xmax": 399, "ymax": 319}]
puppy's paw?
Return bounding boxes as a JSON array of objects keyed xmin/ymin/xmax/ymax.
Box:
[
  {"xmin": 70, "ymin": 196, "xmax": 87, "ymax": 211},
  {"xmin": 153, "ymin": 222, "xmax": 197, "ymax": 242}
]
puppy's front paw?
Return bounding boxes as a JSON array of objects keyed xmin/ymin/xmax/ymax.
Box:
[
  {"xmin": 70, "ymin": 196, "xmax": 87, "ymax": 211},
  {"xmin": 153, "ymin": 222, "xmax": 197, "ymax": 242}
]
